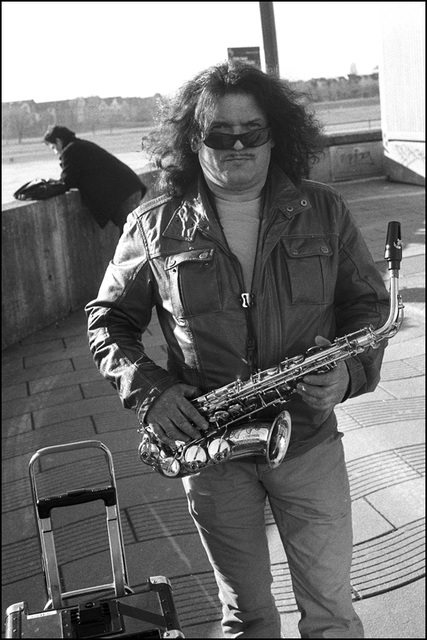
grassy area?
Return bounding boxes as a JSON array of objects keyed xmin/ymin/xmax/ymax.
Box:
[
  {"xmin": 2, "ymin": 126, "xmax": 152, "ymax": 164},
  {"xmin": 314, "ymin": 100, "xmax": 380, "ymax": 126},
  {"xmin": 313, "ymin": 96, "xmax": 379, "ymax": 110}
]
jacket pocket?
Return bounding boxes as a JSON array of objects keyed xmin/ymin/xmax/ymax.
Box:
[
  {"xmin": 165, "ymin": 247, "xmax": 222, "ymax": 317},
  {"xmin": 281, "ymin": 237, "xmax": 335, "ymax": 304}
]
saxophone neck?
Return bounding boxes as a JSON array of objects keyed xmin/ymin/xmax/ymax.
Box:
[
  {"xmin": 375, "ymin": 277, "xmax": 404, "ymax": 341},
  {"xmin": 375, "ymin": 221, "xmax": 404, "ymax": 341}
]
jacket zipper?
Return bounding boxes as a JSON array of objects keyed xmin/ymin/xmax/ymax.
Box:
[
  {"xmin": 199, "ymin": 226, "xmax": 258, "ymax": 374},
  {"xmin": 252, "ymin": 207, "xmax": 283, "ymax": 364},
  {"xmin": 234, "ymin": 253, "xmax": 258, "ymax": 373}
]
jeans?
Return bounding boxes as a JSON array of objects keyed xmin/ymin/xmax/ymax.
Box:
[{"xmin": 182, "ymin": 432, "xmax": 364, "ymax": 638}]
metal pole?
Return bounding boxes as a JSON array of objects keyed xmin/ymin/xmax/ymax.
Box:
[{"xmin": 259, "ymin": 2, "xmax": 280, "ymax": 77}]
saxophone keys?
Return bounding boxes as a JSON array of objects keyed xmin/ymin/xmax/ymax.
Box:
[
  {"xmin": 159, "ymin": 456, "xmax": 181, "ymax": 478},
  {"xmin": 138, "ymin": 434, "xmax": 160, "ymax": 460},
  {"xmin": 208, "ymin": 438, "xmax": 231, "ymax": 462},
  {"xmin": 183, "ymin": 444, "xmax": 208, "ymax": 470},
  {"xmin": 211, "ymin": 410, "xmax": 230, "ymax": 426},
  {"xmin": 228, "ymin": 404, "xmax": 243, "ymax": 416}
]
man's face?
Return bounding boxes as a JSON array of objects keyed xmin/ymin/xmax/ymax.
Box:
[
  {"xmin": 197, "ymin": 93, "xmax": 274, "ymax": 196},
  {"xmin": 49, "ymin": 138, "xmax": 63, "ymax": 155}
]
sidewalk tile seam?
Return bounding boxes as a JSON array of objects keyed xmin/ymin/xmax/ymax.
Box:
[
  {"xmin": 351, "ymin": 518, "xmax": 424, "ymax": 550},
  {"xmin": 2, "ymin": 386, "xmax": 85, "ymax": 419},
  {"xmin": 1, "ymin": 361, "xmax": 76, "ymax": 387},
  {"xmin": 361, "ymin": 495, "xmax": 401, "ymax": 531}
]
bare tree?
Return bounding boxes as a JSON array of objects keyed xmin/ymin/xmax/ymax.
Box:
[
  {"xmin": 4, "ymin": 102, "xmax": 36, "ymax": 143},
  {"xmin": 83, "ymin": 97, "xmax": 101, "ymax": 134}
]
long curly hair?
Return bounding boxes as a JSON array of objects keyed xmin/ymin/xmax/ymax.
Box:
[{"xmin": 143, "ymin": 61, "xmax": 324, "ymax": 197}]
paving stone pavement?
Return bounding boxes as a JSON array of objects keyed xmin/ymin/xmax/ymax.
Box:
[{"xmin": 2, "ymin": 177, "xmax": 425, "ymax": 638}]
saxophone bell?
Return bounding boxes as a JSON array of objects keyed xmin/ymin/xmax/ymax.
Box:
[
  {"xmin": 138, "ymin": 411, "xmax": 292, "ymax": 478},
  {"xmin": 268, "ymin": 411, "xmax": 292, "ymax": 467}
]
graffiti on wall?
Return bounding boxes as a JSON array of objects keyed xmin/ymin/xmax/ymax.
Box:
[
  {"xmin": 330, "ymin": 142, "xmax": 384, "ymax": 181},
  {"xmin": 385, "ymin": 141, "xmax": 425, "ymax": 178}
]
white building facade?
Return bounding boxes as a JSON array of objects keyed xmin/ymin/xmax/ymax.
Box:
[{"xmin": 379, "ymin": 2, "xmax": 425, "ymax": 184}]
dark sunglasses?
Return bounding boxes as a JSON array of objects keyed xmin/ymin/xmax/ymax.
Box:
[{"xmin": 203, "ymin": 127, "xmax": 271, "ymax": 150}]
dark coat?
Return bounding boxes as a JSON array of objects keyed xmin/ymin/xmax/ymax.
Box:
[{"xmin": 59, "ymin": 138, "xmax": 145, "ymax": 228}]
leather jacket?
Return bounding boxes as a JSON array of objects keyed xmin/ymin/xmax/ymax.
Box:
[{"xmin": 86, "ymin": 165, "xmax": 390, "ymax": 458}]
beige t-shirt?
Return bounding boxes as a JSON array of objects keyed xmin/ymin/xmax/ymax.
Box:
[{"xmin": 215, "ymin": 195, "xmax": 263, "ymax": 291}]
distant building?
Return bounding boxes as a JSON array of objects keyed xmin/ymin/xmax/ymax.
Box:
[
  {"xmin": 2, "ymin": 95, "xmax": 159, "ymax": 141},
  {"xmin": 379, "ymin": 2, "xmax": 425, "ymax": 185}
]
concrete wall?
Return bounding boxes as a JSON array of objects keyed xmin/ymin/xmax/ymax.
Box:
[
  {"xmin": 309, "ymin": 130, "xmax": 384, "ymax": 183},
  {"xmin": 2, "ymin": 189, "xmax": 121, "ymax": 350},
  {"xmin": 2, "ymin": 135, "xmax": 384, "ymax": 350}
]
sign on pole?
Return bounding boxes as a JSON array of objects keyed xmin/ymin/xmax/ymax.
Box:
[{"xmin": 227, "ymin": 47, "xmax": 261, "ymax": 69}]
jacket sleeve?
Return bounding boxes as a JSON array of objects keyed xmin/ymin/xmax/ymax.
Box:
[
  {"xmin": 60, "ymin": 143, "xmax": 82, "ymax": 189},
  {"xmin": 85, "ymin": 212, "xmax": 179, "ymax": 423},
  {"xmin": 334, "ymin": 196, "xmax": 391, "ymax": 400}
]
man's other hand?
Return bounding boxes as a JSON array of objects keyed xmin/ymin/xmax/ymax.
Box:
[{"xmin": 295, "ymin": 336, "xmax": 350, "ymax": 411}]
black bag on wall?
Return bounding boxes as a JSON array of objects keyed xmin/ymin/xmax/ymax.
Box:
[{"xmin": 13, "ymin": 178, "xmax": 67, "ymax": 201}]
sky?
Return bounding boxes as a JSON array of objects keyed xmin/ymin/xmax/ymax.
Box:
[{"xmin": 2, "ymin": 1, "xmax": 386, "ymax": 104}]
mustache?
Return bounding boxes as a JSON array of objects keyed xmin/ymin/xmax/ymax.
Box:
[{"xmin": 224, "ymin": 153, "xmax": 254, "ymax": 160}]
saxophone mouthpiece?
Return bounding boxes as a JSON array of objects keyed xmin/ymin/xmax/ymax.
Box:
[{"xmin": 385, "ymin": 221, "xmax": 402, "ymax": 271}]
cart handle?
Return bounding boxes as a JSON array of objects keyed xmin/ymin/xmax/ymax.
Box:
[
  {"xmin": 28, "ymin": 440, "xmax": 131, "ymax": 608},
  {"xmin": 29, "ymin": 439, "xmax": 115, "ymax": 477},
  {"xmin": 37, "ymin": 486, "xmax": 117, "ymax": 519}
]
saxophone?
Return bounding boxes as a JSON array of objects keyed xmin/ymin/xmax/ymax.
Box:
[{"xmin": 139, "ymin": 222, "xmax": 404, "ymax": 478}]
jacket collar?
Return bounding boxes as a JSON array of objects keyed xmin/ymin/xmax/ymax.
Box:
[
  {"xmin": 162, "ymin": 174, "xmax": 223, "ymax": 244},
  {"xmin": 162, "ymin": 164, "xmax": 312, "ymax": 243},
  {"xmin": 264, "ymin": 164, "xmax": 312, "ymax": 219}
]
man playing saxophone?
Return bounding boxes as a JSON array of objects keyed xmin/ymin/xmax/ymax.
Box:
[{"xmin": 86, "ymin": 62, "xmax": 390, "ymax": 638}]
